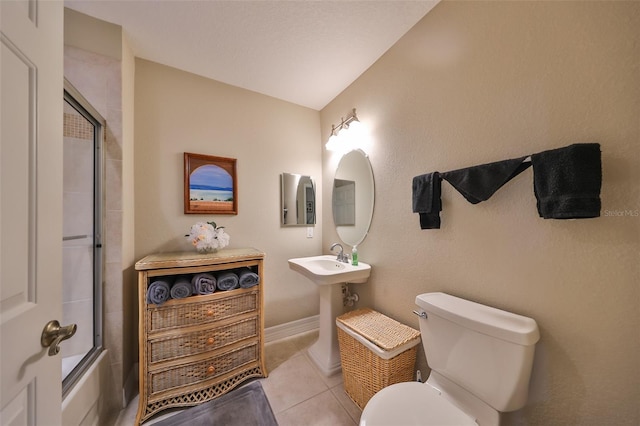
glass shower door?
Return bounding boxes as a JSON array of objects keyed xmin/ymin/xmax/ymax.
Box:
[{"xmin": 62, "ymin": 82, "xmax": 103, "ymax": 395}]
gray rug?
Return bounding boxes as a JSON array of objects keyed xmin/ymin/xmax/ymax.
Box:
[{"xmin": 153, "ymin": 381, "xmax": 278, "ymax": 426}]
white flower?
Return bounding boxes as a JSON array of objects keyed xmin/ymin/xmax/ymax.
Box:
[
  {"xmin": 187, "ymin": 221, "xmax": 229, "ymax": 252},
  {"xmin": 216, "ymin": 227, "xmax": 230, "ymax": 247}
]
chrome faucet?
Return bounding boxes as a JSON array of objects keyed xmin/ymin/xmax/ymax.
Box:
[{"xmin": 330, "ymin": 243, "xmax": 349, "ymax": 263}]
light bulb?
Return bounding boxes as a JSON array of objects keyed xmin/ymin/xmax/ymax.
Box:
[
  {"xmin": 346, "ymin": 120, "xmax": 363, "ymax": 142},
  {"xmin": 325, "ymin": 132, "xmax": 341, "ymax": 151}
]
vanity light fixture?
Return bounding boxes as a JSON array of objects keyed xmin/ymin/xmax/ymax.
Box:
[{"xmin": 326, "ymin": 108, "xmax": 362, "ymax": 151}]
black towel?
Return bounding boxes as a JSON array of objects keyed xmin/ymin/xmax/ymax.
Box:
[
  {"xmin": 412, "ymin": 172, "xmax": 442, "ymax": 229},
  {"xmin": 531, "ymin": 143, "xmax": 601, "ymax": 219},
  {"xmin": 441, "ymin": 156, "xmax": 531, "ymax": 204}
]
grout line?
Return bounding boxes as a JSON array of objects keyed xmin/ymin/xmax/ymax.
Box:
[
  {"xmin": 329, "ymin": 384, "xmax": 362, "ymax": 424},
  {"xmin": 272, "ymin": 388, "xmax": 355, "ymax": 424}
]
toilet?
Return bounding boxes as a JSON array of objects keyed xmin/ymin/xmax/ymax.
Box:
[{"xmin": 360, "ymin": 292, "xmax": 540, "ymax": 426}]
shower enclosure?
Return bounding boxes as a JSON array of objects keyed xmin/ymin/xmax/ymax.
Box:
[{"xmin": 62, "ymin": 80, "xmax": 104, "ymax": 395}]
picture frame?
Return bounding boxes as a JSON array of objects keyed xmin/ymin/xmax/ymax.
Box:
[{"xmin": 184, "ymin": 152, "xmax": 238, "ymax": 214}]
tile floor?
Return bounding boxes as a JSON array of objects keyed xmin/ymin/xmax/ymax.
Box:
[{"xmin": 114, "ymin": 330, "xmax": 362, "ymax": 425}]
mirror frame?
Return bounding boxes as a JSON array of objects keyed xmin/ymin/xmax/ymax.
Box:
[{"xmin": 332, "ymin": 149, "xmax": 375, "ymax": 246}]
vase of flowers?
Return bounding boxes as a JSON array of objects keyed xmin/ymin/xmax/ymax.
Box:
[{"xmin": 187, "ymin": 221, "xmax": 230, "ymax": 253}]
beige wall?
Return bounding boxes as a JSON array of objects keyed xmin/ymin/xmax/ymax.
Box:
[
  {"xmin": 321, "ymin": 1, "xmax": 639, "ymax": 424},
  {"xmin": 64, "ymin": 8, "xmax": 121, "ymax": 60},
  {"xmin": 134, "ymin": 59, "xmax": 323, "ymax": 328}
]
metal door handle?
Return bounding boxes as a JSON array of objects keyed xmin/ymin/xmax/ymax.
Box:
[{"xmin": 41, "ymin": 320, "xmax": 77, "ymax": 356}]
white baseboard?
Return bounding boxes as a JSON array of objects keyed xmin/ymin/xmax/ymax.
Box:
[{"xmin": 264, "ymin": 315, "xmax": 319, "ymax": 343}]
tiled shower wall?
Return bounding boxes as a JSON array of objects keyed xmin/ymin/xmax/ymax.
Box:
[{"xmin": 64, "ymin": 45, "xmax": 124, "ymax": 420}]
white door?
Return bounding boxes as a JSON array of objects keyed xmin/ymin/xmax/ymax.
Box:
[
  {"xmin": 333, "ymin": 180, "xmax": 356, "ymax": 226},
  {"xmin": 1, "ymin": 1, "xmax": 65, "ymax": 424}
]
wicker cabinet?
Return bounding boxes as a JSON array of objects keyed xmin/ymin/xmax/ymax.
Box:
[{"xmin": 134, "ymin": 248, "xmax": 267, "ymax": 425}]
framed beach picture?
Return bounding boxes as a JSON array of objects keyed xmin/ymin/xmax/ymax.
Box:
[{"xmin": 184, "ymin": 152, "xmax": 238, "ymax": 214}]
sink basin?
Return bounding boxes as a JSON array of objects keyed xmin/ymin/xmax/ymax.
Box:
[{"xmin": 288, "ymin": 255, "xmax": 371, "ymax": 285}]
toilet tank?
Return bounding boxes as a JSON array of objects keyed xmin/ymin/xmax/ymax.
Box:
[{"xmin": 416, "ymin": 292, "xmax": 540, "ymax": 412}]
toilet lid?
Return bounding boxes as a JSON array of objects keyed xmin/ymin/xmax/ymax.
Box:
[{"xmin": 360, "ymin": 382, "xmax": 477, "ymax": 426}]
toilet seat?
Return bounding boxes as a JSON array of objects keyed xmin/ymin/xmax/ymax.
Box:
[{"xmin": 360, "ymin": 382, "xmax": 477, "ymax": 426}]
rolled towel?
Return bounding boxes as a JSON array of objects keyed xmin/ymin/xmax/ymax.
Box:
[
  {"xmin": 531, "ymin": 143, "xmax": 602, "ymax": 219},
  {"xmin": 147, "ymin": 279, "xmax": 171, "ymax": 305},
  {"xmin": 192, "ymin": 273, "xmax": 217, "ymax": 295},
  {"xmin": 412, "ymin": 172, "xmax": 442, "ymax": 229},
  {"xmin": 441, "ymin": 156, "xmax": 531, "ymax": 204},
  {"xmin": 216, "ymin": 271, "xmax": 239, "ymax": 291},
  {"xmin": 238, "ymin": 268, "xmax": 260, "ymax": 288},
  {"xmin": 170, "ymin": 276, "xmax": 193, "ymax": 299}
]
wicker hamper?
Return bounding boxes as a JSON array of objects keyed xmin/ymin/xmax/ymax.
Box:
[{"xmin": 336, "ymin": 308, "xmax": 421, "ymax": 410}]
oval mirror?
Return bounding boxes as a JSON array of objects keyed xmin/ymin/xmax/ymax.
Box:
[
  {"xmin": 332, "ymin": 149, "xmax": 375, "ymax": 246},
  {"xmin": 281, "ymin": 172, "xmax": 316, "ymax": 226}
]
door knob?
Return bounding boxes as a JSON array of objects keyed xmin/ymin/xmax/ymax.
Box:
[{"xmin": 41, "ymin": 320, "xmax": 77, "ymax": 356}]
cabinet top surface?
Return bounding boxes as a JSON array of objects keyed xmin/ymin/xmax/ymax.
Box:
[{"xmin": 135, "ymin": 248, "xmax": 265, "ymax": 270}]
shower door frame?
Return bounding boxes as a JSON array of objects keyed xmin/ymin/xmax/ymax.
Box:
[{"xmin": 62, "ymin": 79, "xmax": 104, "ymax": 397}]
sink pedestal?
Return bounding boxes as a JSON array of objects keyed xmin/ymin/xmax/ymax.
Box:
[
  {"xmin": 307, "ymin": 283, "xmax": 344, "ymax": 376},
  {"xmin": 287, "ymin": 255, "xmax": 371, "ymax": 377}
]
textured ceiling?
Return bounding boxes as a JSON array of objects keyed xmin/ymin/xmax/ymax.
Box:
[{"xmin": 64, "ymin": 0, "xmax": 438, "ymax": 110}]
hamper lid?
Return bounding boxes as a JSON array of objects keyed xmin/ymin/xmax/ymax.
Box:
[{"xmin": 336, "ymin": 308, "xmax": 420, "ymax": 351}]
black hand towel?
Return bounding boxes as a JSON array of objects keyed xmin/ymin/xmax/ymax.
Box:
[
  {"xmin": 441, "ymin": 156, "xmax": 532, "ymax": 204},
  {"xmin": 412, "ymin": 172, "xmax": 442, "ymax": 229},
  {"xmin": 531, "ymin": 143, "xmax": 601, "ymax": 219}
]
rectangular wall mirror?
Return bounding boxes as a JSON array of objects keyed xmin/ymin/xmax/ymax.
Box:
[{"xmin": 281, "ymin": 172, "xmax": 316, "ymax": 226}]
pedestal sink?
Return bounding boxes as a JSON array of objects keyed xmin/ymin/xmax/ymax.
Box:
[{"xmin": 288, "ymin": 255, "xmax": 371, "ymax": 376}]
